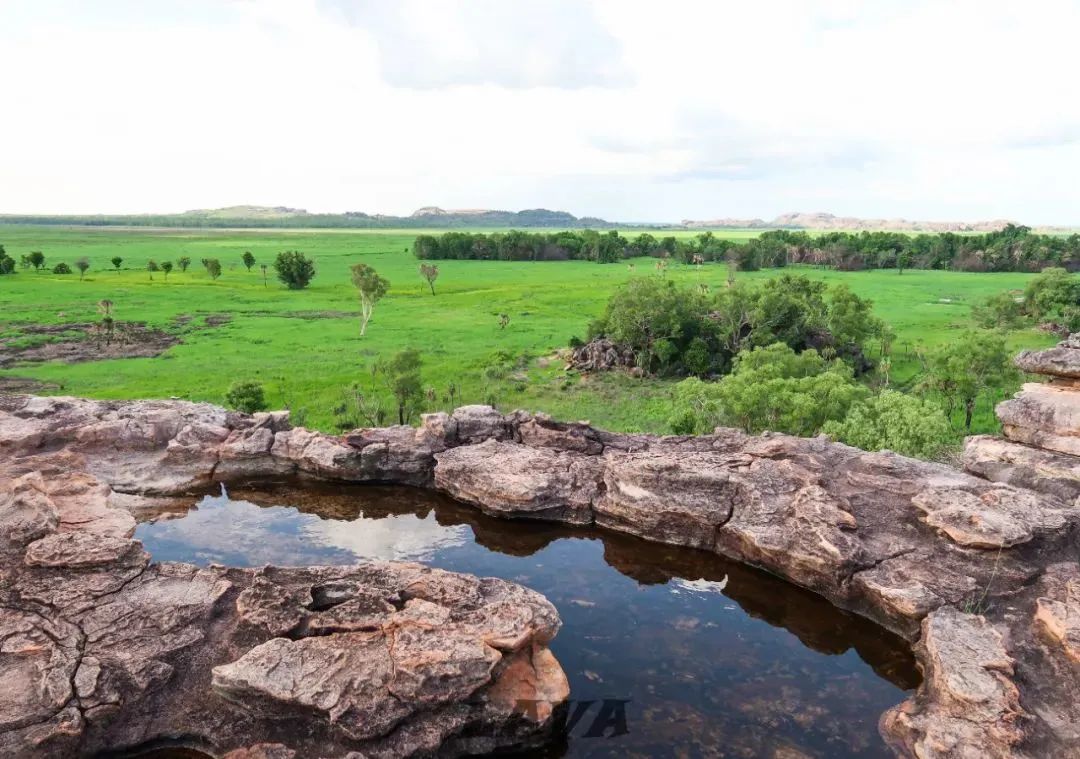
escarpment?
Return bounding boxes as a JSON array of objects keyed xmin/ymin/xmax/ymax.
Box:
[{"xmin": 2, "ymin": 369, "xmax": 1079, "ymax": 757}]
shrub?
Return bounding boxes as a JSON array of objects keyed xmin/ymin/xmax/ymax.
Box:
[
  {"xmin": 111, "ymin": 256, "xmax": 123, "ymax": 272},
  {"xmin": 52, "ymin": 262, "xmax": 72, "ymax": 274},
  {"xmin": 274, "ymin": 250, "xmax": 316, "ymax": 290},
  {"xmin": 972, "ymin": 291, "xmax": 1026, "ymax": 330},
  {"xmin": 669, "ymin": 343, "xmax": 868, "ymax": 437},
  {"xmin": 204, "ymin": 258, "xmax": 222, "ymax": 280},
  {"xmin": 225, "ymin": 381, "xmax": 267, "ymax": 414},
  {"xmin": 823, "ymin": 390, "xmax": 954, "ymax": 460}
]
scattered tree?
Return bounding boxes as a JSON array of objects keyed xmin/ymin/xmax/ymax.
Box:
[
  {"xmin": 972, "ymin": 291, "xmax": 1025, "ymax": 330},
  {"xmin": 111, "ymin": 256, "xmax": 123, "ymax": 273},
  {"xmin": 52, "ymin": 262, "xmax": 72, "ymax": 274},
  {"xmin": 350, "ymin": 263, "xmax": 390, "ymax": 336},
  {"xmin": 205, "ymin": 258, "xmax": 222, "ymax": 280},
  {"xmin": 96, "ymin": 299, "xmax": 115, "ymax": 344},
  {"xmin": 75, "ymin": 256, "xmax": 90, "ymax": 280},
  {"xmin": 822, "ymin": 390, "xmax": 954, "ymax": 460},
  {"xmin": 260, "ymin": 263, "xmax": 268, "ymax": 287},
  {"xmin": 918, "ymin": 331, "xmax": 1018, "ymax": 431},
  {"xmin": 177, "ymin": 256, "xmax": 191, "ymax": 272},
  {"xmin": 28, "ymin": 251, "xmax": 45, "ymax": 270},
  {"xmin": 419, "ymin": 263, "xmax": 439, "ymax": 295},
  {"xmin": 147, "ymin": 260, "xmax": 160, "ymax": 280},
  {"xmin": 376, "ymin": 348, "xmax": 423, "ymax": 425},
  {"xmin": 242, "ymin": 251, "xmax": 256, "ymax": 271},
  {"xmin": 0, "ymin": 246, "xmax": 14, "ymax": 275},
  {"xmin": 273, "ymin": 250, "xmax": 316, "ymax": 290},
  {"xmin": 161, "ymin": 261, "xmax": 173, "ymax": 280},
  {"xmin": 225, "ymin": 381, "xmax": 268, "ymax": 414}
]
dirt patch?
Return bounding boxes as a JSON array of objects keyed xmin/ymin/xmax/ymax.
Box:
[
  {"xmin": 0, "ymin": 376, "xmax": 62, "ymax": 395},
  {"xmin": 171, "ymin": 314, "xmax": 194, "ymax": 327},
  {"xmin": 204, "ymin": 314, "xmax": 232, "ymax": 327},
  {"xmin": 0, "ymin": 322, "xmax": 180, "ymax": 367}
]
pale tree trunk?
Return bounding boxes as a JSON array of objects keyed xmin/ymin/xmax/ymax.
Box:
[{"xmin": 360, "ymin": 298, "xmax": 373, "ymax": 336}]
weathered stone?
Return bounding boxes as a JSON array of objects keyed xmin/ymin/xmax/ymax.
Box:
[
  {"xmin": 911, "ymin": 486, "xmax": 1068, "ymax": 548},
  {"xmin": 963, "ymin": 435, "xmax": 1080, "ymax": 502},
  {"xmin": 881, "ymin": 608, "xmax": 1027, "ymax": 759},
  {"xmin": 1034, "ymin": 563, "xmax": 1080, "ymax": 663},
  {"xmin": 998, "ymin": 382, "xmax": 1080, "ymax": 456},
  {"xmin": 1015, "ymin": 340, "xmax": 1080, "ymax": 379},
  {"xmin": 435, "ymin": 439, "xmax": 599, "ymax": 524},
  {"xmin": 3, "ymin": 393, "xmax": 1080, "ymax": 758}
]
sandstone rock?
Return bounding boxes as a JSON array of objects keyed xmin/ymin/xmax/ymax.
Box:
[
  {"xmin": 435, "ymin": 439, "xmax": 599, "ymax": 524},
  {"xmin": 911, "ymin": 486, "xmax": 1068, "ymax": 548},
  {"xmin": 568, "ymin": 337, "xmax": 636, "ymax": 373},
  {"xmin": 4, "ymin": 394, "xmax": 1080, "ymax": 758},
  {"xmin": 963, "ymin": 435, "xmax": 1080, "ymax": 502},
  {"xmin": 998, "ymin": 383, "xmax": 1080, "ymax": 456},
  {"xmin": 1034, "ymin": 563, "xmax": 1080, "ymax": 662},
  {"xmin": 881, "ymin": 608, "xmax": 1027, "ymax": 759},
  {"xmin": 1015, "ymin": 340, "xmax": 1080, "ymax": 379}
]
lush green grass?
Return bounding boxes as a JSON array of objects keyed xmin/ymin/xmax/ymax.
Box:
[{"xmin": 0, "ymin": 226, "xmax": 1055, "ymax": 436}]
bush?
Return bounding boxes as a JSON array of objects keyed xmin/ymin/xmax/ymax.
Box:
[
  {"xmin": 669, "ymin": 343, "xmax": 868, "ymax": 437},
  {"xmin": 225, "ymin": 381, "xmax": 267, "ymax": 414},
  {"xmin": 52, "ymin": 262, "xmax": 72, "ymax": 274},
  {"xmin": 972, "ymin": 291, "xmax": 1025, "ymax": 330},
  {"xmin": 822, "ymin": 390, "xmax": 954, "ymax": 460},
  {"xmin": 274, "ymin": 250, "xmax": 316, "ymax": 289}
]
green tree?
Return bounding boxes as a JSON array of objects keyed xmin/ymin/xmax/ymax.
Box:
[
  {"xmin": 177, "ymin": 256, "xmax": 191, "ymax": 272},
  {"xmin": 74, "ymin": 257, "xmax": 90, "ymax": 280},
  {"xmin": 161, "ymin": 261, "xmax": 173, "ymax": 280},
  {"xmin": 205, "ymin": 258, "xmax": 222, "ymax": 280},
  {"xmin": 822, "ymin": 390, "xmax": 954, "ymax": 460},
  {"xmin": 670, "ymin": 343, "xmax": 868, "ymax": 437},
  {"xmin": 827, "ymin": 284, "xmax": 883, "ymax": 352},
  {"xmin": 52, "ymin": 262, "xmax": 72, "ymax": 274},
  {"xmin": 28, "ymin": 251, "xmax": 45, "ymax": 270},
  {"xmin": 242, "ymin": 251, "xmax": 256, "ymax": 271},
  {"xmin": 972, "ymin": 291, "xmax": 1025, "ymax": 330},
  {"xmin": 111, "ymin": 256, "xmax": 123, "ymax": 273},
  {"xmin": 225, "ymin": 381, "xmax": 267, "ymax": 414},
  {"xmin": 419, "ymin": 262, "xmax": 439, "ymax": 295},
  {"xmin": 147, "ymin": 259, "xmax": 160, "ymax": 280},
  {"xmin": 273, "ymin": 250, "xmax": 316, "ymax": 290},
  {"xmin": 350, "ymin": 263, "xmax": 390, "ymax": 336},
  {"xmin": 377, "ymin": 348, "xmax": 423, "ymax": 425},
  {"xmin": 918, "ymin": 331, "xmax": 1019, "ymax": 431},
  {"xmin": 1023, "ymin": 267, "xmax": 1079, "ymax": 322}
]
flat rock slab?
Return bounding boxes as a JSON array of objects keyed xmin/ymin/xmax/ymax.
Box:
[
  {"xmin": 1015, "ymin": 341, "xmax": 1080, "ymax": 379},
  {"xmin": 963, "ymin": 435, "xmax": 1080, "ymax": 502},
  {"xmin": 998, "ymin": 383, "xmax": 1080, "ymax": 456}
]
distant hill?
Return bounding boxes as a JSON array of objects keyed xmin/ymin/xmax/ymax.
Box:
[
  {"xmin": 1, "ymin": 206, "xmax": 1073, "ymax": 232},
  {"xmin": 680, "ymin": 211, "xmax": 1024, "ymax": 233},
  {"xmin": 0, "ymin": 206, "xmax": 616, "ymax": 229}
]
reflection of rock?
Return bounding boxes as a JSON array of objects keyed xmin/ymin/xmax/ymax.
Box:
[{"xmin": 5, "ymin": 393, "xmax": 1080, "ymax": 757}]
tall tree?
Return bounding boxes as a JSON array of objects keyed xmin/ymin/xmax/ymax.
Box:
[
  {"xmin": 419, "ymin": 263, "xmax": 439, "ymax": 295},
  {"xmin": 350, "ymin": 263, "xmax": 390, "ymax": 336}
]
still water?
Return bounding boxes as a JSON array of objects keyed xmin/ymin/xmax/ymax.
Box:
[{"xmin": 134, "ymin": 482, "xmax": 918, "ymax": 758}]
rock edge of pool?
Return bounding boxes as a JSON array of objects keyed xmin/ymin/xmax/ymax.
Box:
[{"xmin": 1, "ymin": 390, "xmax": 1078, "ymax": 758}]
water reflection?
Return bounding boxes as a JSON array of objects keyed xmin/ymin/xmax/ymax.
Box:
[{"xmin": 135, "ymin": 481, "xmax": 919, "ymax": 758}]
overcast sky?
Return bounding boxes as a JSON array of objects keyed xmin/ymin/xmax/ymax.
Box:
[{"xmin": 3, "ymin": 0, "xmax": 1080, "ymax": 224}]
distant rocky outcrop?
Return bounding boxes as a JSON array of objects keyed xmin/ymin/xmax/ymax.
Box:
[
  {"xmin": 2, "ymin": 394, "xmax": 1079, "ymax": 757},
  {"xmin": 681, "ymin": 211, "xmax": 1023, "ymax": 233}
]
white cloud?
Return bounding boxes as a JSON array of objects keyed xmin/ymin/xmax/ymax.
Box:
[{"xmin": 1, "ymin": 0, "xmax": 1079, "ymax": 223}]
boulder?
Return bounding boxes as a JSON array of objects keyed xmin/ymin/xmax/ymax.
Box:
[
  {"xmin": 998, "ymin": 383, "xmax": 1080, "ymax": 456},
  {"xmin": 1015, "ymin": 337, "xmax": 1080, "ymax": 379}
]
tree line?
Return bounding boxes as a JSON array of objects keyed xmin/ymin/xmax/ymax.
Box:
[{"xmin": 413, "ymin": 224, "xmax": 1080, "ymax": 272}]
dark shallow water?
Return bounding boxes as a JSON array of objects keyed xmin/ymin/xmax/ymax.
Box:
[{"xmin": 133, "ymin": 482, "xmax": 918, "ymax": 758}]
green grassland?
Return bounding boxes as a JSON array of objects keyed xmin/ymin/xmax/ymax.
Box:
[{"xmin": 0, "ymin": 226, "xmax": 1055, "ymax": 435}]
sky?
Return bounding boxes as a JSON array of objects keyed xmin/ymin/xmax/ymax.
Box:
[{"xmin": 2, "ymin": 0, "xmax": 1080, "ymax": 224}]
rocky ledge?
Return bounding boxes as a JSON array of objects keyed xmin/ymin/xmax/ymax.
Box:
[{"xmin": 2, "ymin": 392, "xmax": 1079, "ymax": 758}]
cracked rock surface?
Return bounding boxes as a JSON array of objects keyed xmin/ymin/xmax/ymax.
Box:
[{"xmin": 3, "ymin": 394, "xmax": 1080, "ymax": 757}]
